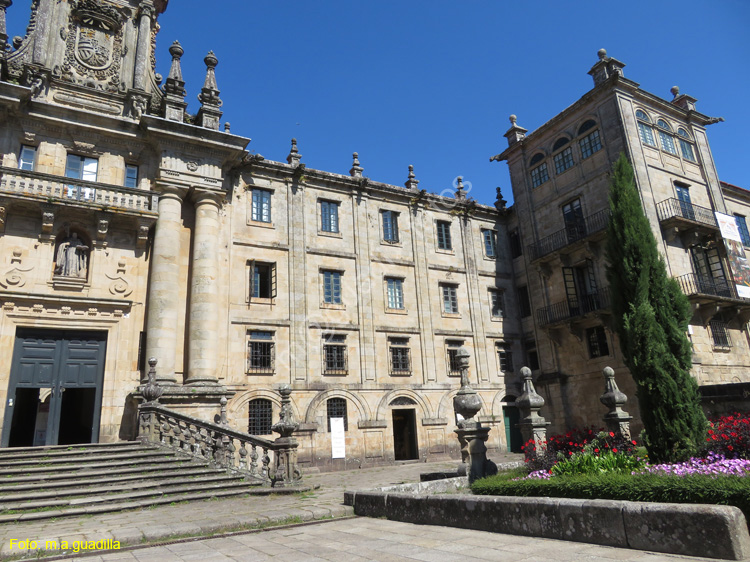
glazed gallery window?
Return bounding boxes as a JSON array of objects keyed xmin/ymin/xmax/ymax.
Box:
[
  {"xmin": 677, "ymin": 128, "xmax": 697, "ymax": 162},
  {"xmin": 124, "ymin": 164, "xmax": 139, "ymax": 189},
  {"xmin": 441, "ymin": 283, "xmax": 458, "ymax": 314},
  {"xmin": 389, "ymin": 337, "xmax": 411, "ymax": 375},
  {"xmin": 587, "ymin": 326, "xmax": 610, "ymax": 359},
  {"xmin": 552, "ymin": 138, "xmax": 574, "ymax": 174},
  {"xmin": 381, "ymin": 210, "xmax": 399, "ymax": 243},
  {"xmin": 385, "ymin": 277, "xmax": 404, "ymax": 310},
  {"xmin": 249, "ymin": 261, "xmax": 277, "ymax": 299},
  {"xmin": 247, "ymin": 331, "xmax": 275, "ymax": 374},
  {"xmin": 248, "ymin": 398, "xmax": 273, "ymax": 435},
  {"xmin": 320, "ymin": 200, "xmax": 340, "ymax": 233},
  {"xmin": 322, "ymin": 270, "xmax": 342, "ymax": 305},
  {"xmin": 436, "ymin": 220, "xmax": 452, "ymax": 251},
  {"xmin": 657, "ymin": 120, "xmax": 678, "ymax": 155},
  {"xmin": 251, "ymin": 189, "xmax": 272, "ymax": 223},
  {"xmin": 326, "ymin": 397, "xmax": 348, "ymax": 431},
  {"xmin": 578, "ymin": 122, "xmax": 602, "ymax": 159},
  {"xmin": 530, "ymin": 162, "xmax": 549, "ymax": 188},
  {"xmin": 482, "ymin": 229, "xmax": 497, "ymax": 258},
  {"xmin": 323, "ymin": 335, "xmax": 348, "ymax": 375},
  {"xmin": 64, "ymin": 154, "xmax": 98, "ymax": 202},
  {"xmin": 636, "ymin": 110, "xmax": 657, "ymax": 147},
  {"xmin": 19, "ymin": 145, "xmax": 36, "ymax": 171}
]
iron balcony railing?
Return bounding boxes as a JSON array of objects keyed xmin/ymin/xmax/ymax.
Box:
[
  {"xmin": 676, "ymin": 273, "xmax": 738, "ymax": 300},
  {"xmin": 536, "ymin": 287, "xmax": 611, "ymax": 327},
  {"xmin": 0, "ymin": 167, "xmax": 157, "ymax": 213},
  {"xmin": 528, "ymin": 208, "xmax": 610, "ymax": 262},
  {"xmin": 656, "ymin": 198, "xmax": 718, "ymax": 229}
]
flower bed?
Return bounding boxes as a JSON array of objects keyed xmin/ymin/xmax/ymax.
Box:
[{"xmin": 705, "ymin": 412, "xmax": 750, "ymax": 459}]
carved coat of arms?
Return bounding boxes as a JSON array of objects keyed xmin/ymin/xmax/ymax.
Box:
[{"xmin": 74, "ymin": 26, "xmax": 114, "ymax": 71}]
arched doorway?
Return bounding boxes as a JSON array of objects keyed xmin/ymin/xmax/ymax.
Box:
[{"xmin": 390, "ymin": 396, "xmax": 418, "ymax": 461}]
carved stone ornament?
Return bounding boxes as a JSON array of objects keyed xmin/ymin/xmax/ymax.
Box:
[
  {"xmin": 0, "ymin": 204, "xmax": 6, "ymax": 234},
  {"xmin": 106, "ymin": 260, "xmax": 132, "ymax": 297},
  {"xmin": 272, "ymin": 385, "xmax": 299, "ymax": 439},
  {"xmin": 141, "ymin": 357, "xmax": 163, "ymax": 402},
  {"xmin": 186, "ymin": 160, "xmax": 199, "ymax": 172},
  {"xmin": 0, "ymin": 250, "xmax": 33, "ymax": 290}
]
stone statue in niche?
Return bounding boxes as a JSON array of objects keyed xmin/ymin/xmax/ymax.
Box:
[{"xmin": 55, "ymin": 233, "xmax": 89, "ymax": 278}]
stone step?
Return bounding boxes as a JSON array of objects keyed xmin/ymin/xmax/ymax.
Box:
[
  {"xmin": 0, "ymin": 465, "xmax": 223, "ymax": 492},
  {"xmin": 0, "ymin": 441, "xmax": 141, "ymax": 456},
  {"xmin": 0, "ymin": 455, "xmax": 190, "ymax": 477},
  {"xmin": 0, "ymin": 442, "xmax": 153, "ymax": 461},
  {"xmin": 0, "ymin": 473, "xmax": 260, "ymax": 507},
  {"xmin": 0, "ymin": 449, "xmax": 176, "ymax": 468}
]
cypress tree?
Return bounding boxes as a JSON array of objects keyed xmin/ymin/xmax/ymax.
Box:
[{"xmin": 605, "ymin": 153, "xmax": 707, "ymax": 463}]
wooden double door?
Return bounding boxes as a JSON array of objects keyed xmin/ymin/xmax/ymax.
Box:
[{"xmin": 2, "ymin": 329, "xmax": 107, "ymax": 447}]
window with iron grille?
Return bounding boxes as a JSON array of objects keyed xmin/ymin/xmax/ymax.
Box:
[
  {"xmin": 441, "ymin": 283, "xmax": 458, "ymax": 314},
  {"xmin": 381, "ymin": 210, "xmax": 399, "ymax": 243},
  {"xmin": 327, "ymin": 397, "xmax": 348, "ymax": 431},
  {"xmin": 248, "ymin": 398, "xmax": 273, "ymax": 435},
  {"xmin": 530, "ymin": 163, "xmax": 549, "ymax": 188},
  {"xmin": 320, "ymin": 200, "xmax": 339, "ymax": 233},
  {"xmin": 553, "ymin": 147, "xmax": 574, "ymax": 174},
  {"xmin": 735, "ymin": 215, "xmax": 750, "ymax": 247},
  {"xmin": 247, "ymin": 331, "xmax": 275, "ymax": 374},
  {"xmin": 251, "ymin": 189, "xmax": 272, "ymax": 223},
  {"xmin": 586, "ymin": 326, "xmax": 610, "ymax": 358},
  {"xmin": 710, "ymin": 320, "xmax": 731, "ymax": 348},
  {"xmin": 489, "ymin": 289, "xmax": 504, "ymax": 318},
  {"xmin": 19, "ymin": 145, "xmax": 36, "ymax": 171},
  {"xmin": 323, "ymin": 334, "xmax": 347, "ymax": 374},
  {"xmin": 386, "ymin": 277, "xmax": 404, "ymax": 309},
  {"xmin": 436, "ymin": 220, "xmax": 452, "ymax": 250},
  {"xmin": 389, "ymin": 338, "xmax": 411, "ymax": 375},
  {"xmin": 322, "ymin": 270, "xmax": 342, "ymax": 304},
  {"xmin": 482, "ymin": 229, "xmax": 497, "ymax": 258},
  {"xmin": 509, "ymin": 229, "xmax": 522, "ymax": 258},
  {"xmin": 249, "ymin": 261, "xmax": 277, "ymax": 300},
  {"xmin": 517, "ymin": 285, "xmax": 531, "ymax": 318},
  {"xmin": 497, "ymin": 344, "xmax": 513, "ymax": 373},
  {"xmin": 446, "ymin": 340, "xmax": 464, "ymax": 376},
  {"xmin": 579, "ymin": 130, "xmax": 602, "ymax": 159}
]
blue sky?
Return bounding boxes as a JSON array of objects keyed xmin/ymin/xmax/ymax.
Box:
[{"xmin": 6, "ymin": 1, "xmax": 749, "ymax": 207}]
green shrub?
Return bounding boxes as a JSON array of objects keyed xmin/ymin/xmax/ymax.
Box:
[
  {"xmin": 471, "ymin": 472, "xmax": 750, "ymax": 522},
  {"xmin": 551, "ymin": 451, "xmax": 646, "ymax": 476}
]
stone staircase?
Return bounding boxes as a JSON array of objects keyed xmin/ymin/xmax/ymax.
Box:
[{"xmin": 0, "ymin": 441, "xmax": 277, "ymax": 523}]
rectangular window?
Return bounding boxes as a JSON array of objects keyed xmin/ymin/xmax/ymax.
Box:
[
  {"xmin": 247, "ymin": 331, "xmax": 275, "ymax": 374},
  {"xmin": 252, "ymin": 189, "xmax": 272, "ymax": 223},
  {"xmin": 587, "ymin": 326, "xmax": 610, "ymax": 359},
  {"xmin": 638, "ymin": 122, "xmax": 656, "ymax": 147},
  {"xmin": 386, "ymin": 277, "xmax": 404, "ymax": 309},
  {"xmin": 659, "ymin": 131, "xmax": 678, "ymax": 155},
  {"xmin": 436, "ymin": 220, "xmax": 452, "ymax": 250},
  {"xmin": 530, "ymin": 163, "xmax": 549, "ymax": 188},
  {"xmin": 19, "ymin": 146, "xmax": 36, "ymax": 171},
  {"xmin": 517, "ymin": 285, "xmax": 531, "ymax": 318},
  {"xmin": 124, "ymin": 164, "xmax": 138, "ymax": 189},
  {"xmin": 322, "ymin": 270, "xmax": 342, "ymax": 304},
  {"xmin": 389, "ymin": 338, "xmax": 411, "ymax": 375},
  {"xmin": 446, "ymin": 340, "xmax": 464, "ymax": 376},
  {"xmin": 64, "ymin": 154, "xmax": 98, "ymax": 202},
  {"xmin": 497, "ymin": 344, "xmax": 513, "ymax": 373},
  {"xmin": 482, "ymin": 229, "xmax": 497, "ymax": 258},
  {"xmin": 735, "ymin": 215, "xmax": 750, "ymax": 247},
  {"xmin": 327, "ymin": 397, "xmax": 348, "ymax": 431},
  {"xmin": 579, "ymin": 130, "xmax": 602, "ymax": 159},
  {"xmin": 441, "ymin": 283, "xmax": 458, "ymax": 314},
  {"xmin": 381, "ymin": 210, "xmax": 399, "ymax": 243},
  {"xmin": 709, "ymin": 320, "xmax": 731, "ymax": 348},
  {"xmin": 679, "ymin": 138, "xmax": 696, "ymax": 162},
  {"xmin": 320, "ymin": 200, "xmax": 339, "ymax": 233},
  {"xmin": 249, "ymin": 261, "xmax": 277, "ymax": 299},
  {"xmin": 509, "ymin": 229, "xmax": 522, "ymax": 258},
  {"xmin": 323, "ymin": 334, "xmax": 348, "ymax": 375},
  {"xmin": 489, "ymin": 289, "xmax": 504, "ymax": 318},
  {"xmin": 526, "ymin": 340, "xmax": 539, "ymax": 371},
  {"xmin": 553, "ymin": 147, "xmax": 574, "ymax": 174}
]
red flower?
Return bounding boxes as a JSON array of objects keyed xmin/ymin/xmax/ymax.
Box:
[
  {"xmin": 594, "ymin": 448, "xmax": 599, "ymax": 453},
  {"xmin": 609, "ymin": 432, "xmax": 615, "ymax": 437},
  {"xmin": 612, "ymin": 448, "xmax": 618, "ymax": 453}
]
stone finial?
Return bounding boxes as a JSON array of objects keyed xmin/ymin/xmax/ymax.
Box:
[
  {"xmin": 509, "ymin": 114, "xmax": 517, "ymax": 125},
  {"xmin": 453, "ymin": 346, "xmax": 481, "ymax": 423},
  {"xmin": 141, "ymin": 357, "xmax": 163, "ymax": 402},
  {"xmin": 671, "ymin": 86, "xmax": 680, "ymax": 98},
  {"xmin": 287, "ymin": 138, "xmax": 301, "ymax": 166},
  {"xmin": 224, "ymin": 122, "xmax": 231, "ymax": 133},
  {"xmin": 405, "ymin": 164, "xmax": 419, "ymax": 190},
  {"xmin": 597, "ymin": 48, "xmax": 608, "ymax": 60},
  {"xmin": 495, "ymin": 187, "xmax": 507, "ymax": 211},
  {"xmin": 272, "ymin": 384, "xmax": 299, "ymax": 438},
  {"xmin": 670, "ymin": 85, "xmax": 698, "ymax": 111},
  {"xmin": 600, "ymin": 366, "xmax": 632, "ymax": 440},
  {"xmin": 454, "ymin": 177, "xmax": 466, "ymax": 201},
  {"xmin": 163, "ymin": 41, "xmax": 187, "ymax": 122},
  {"xmin": 516, "ymin": 366, "xmax": 548, "ymax": 452},
  {"xmin": 349, "ymin": 152, "xmax": 363, "ymax": 178},
  {"xmin": 219, "ymin": 396, "xmax": 229, "ymax": 427},
  {"xmin": 504, "ymin": 114, "xmax": 527, "ymax": 147},
  {"xmin": 197, "ymin": 51, "xmax": 223, "ymax": 130},
  {"xmin": 588, "ymin": 48, "xmax": 625, "ymax": 87}
]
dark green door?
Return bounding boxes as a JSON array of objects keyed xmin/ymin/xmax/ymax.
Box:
[
  {"xmin": 503, "ymin": 405, "xmax": 523, "ymax": 453},
  {"xmin": 2, "ymin": 329, "xmax": 106, "ymax": 447}
]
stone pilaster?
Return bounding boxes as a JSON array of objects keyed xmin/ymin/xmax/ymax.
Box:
[
  {"xmin": 411, "ymin": 204, "xmax": 437, "ymax": 383},
  {"xmin": 352, "ymin": 187, "xmax": 376, "ymax": 382},
  {"xmin": 144, "ymin": 185, "xmax": 186, "ymax": 383},
  {"xmin": 186, "ymin": 191, "xmax": 222, "ymax": 385}
]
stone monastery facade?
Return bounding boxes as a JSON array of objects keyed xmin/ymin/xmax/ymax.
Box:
[{"xmin": 0, "ymin": 1, "xmax": 747, "ymax": 469}]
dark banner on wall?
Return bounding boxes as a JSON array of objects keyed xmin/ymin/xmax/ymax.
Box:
[{"xmin": 716, "ymin": 212, "xmax": 750, "ymax": 299}]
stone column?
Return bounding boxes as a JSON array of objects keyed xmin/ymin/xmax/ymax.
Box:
[
  {"xmin": 133, "ymin": 1, "xmax": 154, "ymax": 91},
  {"xmin": 0, "ymin": 0, "xmax": 11, "ymax": 53},
  {"xmin": 145, "ymin": 186, "xmax": 185, "ymax": 384},
  {"xmin": 186, "ymin": 191, "xmax": 222, "ymax": 385}
]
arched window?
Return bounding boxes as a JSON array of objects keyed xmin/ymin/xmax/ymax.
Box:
[
  {"xmin": 529, "ymin": 153, "xmax": 548, "ymax": 188},
  {"xmin": 248, "ymin": 398, "xmax": 273, "ymax": 435},
  {"xmin": 656, "ymin": 119, "xmax": 677, "ymax": 155},
  {"xmin": 636, "ymin": 110, "xmax": 656, "ymax": 147},
  {"xmin": 529, "ymin": 153, "xmax": 545, "ymax": 166},
  {"xmin": 677, "ymin": 128, "xmax": 697, "ymax": 162},
  {"xmin": 578, "ymin": 120, "xmax": 602, "ymax": 159},
  {"xmin": 553, "ymin": 137, "xmax": 574, "ymax": 174},
  {"xmin": 327, "ymin": 397, "xmax": 348, "ymax": 431},
  {"xmin": 578, "ymin": 120, "xmax": 596, "ymax": 135}
]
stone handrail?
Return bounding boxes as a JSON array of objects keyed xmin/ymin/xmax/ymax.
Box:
[
  {"xmin": 0, "ymin": 167, "xmax": 157, "ymax": 213},
  {"xmin": 138, "ymin": 401, "xmax": 286, "ymax": 484}
]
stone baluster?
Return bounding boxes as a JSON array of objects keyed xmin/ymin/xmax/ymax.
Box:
[
  {"xmin": 238, "ymin": 441, "xmax": 248, "ymax": 472},
  {"xmin": 452, "ymin": 347, "xmax": 497, "ymax": 484},
  {"xmin": 250, "ymin": 446, "xmax": 259, "ymax": 477},
  {"xmin": 261, "ymin": 448, "xmax": 271, "ymax": 481},
  {"xmin": 600, "ymin": 366, "xmax": 633, "ymax": 441},
  {"xmin": 270, "ymin": 384, "xmax": 301, "ymax": 486},
  {"xmin": 516, "ymin": 366, "xmax": 549, "ymax": 455}
]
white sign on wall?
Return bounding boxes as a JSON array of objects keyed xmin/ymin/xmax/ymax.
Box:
[{"xmin": 330, "ymin": 417, "xmax": 346, "ymax": 459}]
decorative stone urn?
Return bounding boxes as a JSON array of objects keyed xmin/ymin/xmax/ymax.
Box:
[
  {"xmin": 141, "ymin": 357, "xmax": 163, "ymax": 403},
  {"xmin": 270, "ymin": 384, "xmax": 301, "ymax": 487}
]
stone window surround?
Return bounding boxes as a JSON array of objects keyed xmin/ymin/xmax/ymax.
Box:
[
  {"xmin": 380, "ymin": 208, "xmax": 401, "ymax": 246},
  {"xmin": 19, "ymin": 145, "xmax": 37, "ymax": 171},
  {"xmin": 250, "ymin": 187, "xmax": 273, "ymax": 224},
  {"xmin": 246, "ymin": 260, "xmax": 277, "ymax": 303},
  {"xmin": 488, "ymin": 287, "xmax": 504, "ymax": 320},
  {"xmin": 384, "ymin": 276, "xmax": 407, "ymax": 314},
  {"xmin": 439, "ymin": 282, "xmax": 460, "ymax": 317},
  {"xmin": 248, "ymin": 398, "xmax": 274, "ymax": 435},
  {"xmin": 319, "ymin": 198, "xmax": 342, "ymax": 236},
  {"xmin": 246, "ymin": 330, "xmax": 275, "ymax": 375},
  {"xmin": 481, "ymin": 228, "xmax": 497, "ymax": 260},
  {"xmin": 445, "ymin": 339, "xmax": 465, "ymax": 377},
  {"xmin": 435, "ymin": 219, "xmax": 454, "ymax": 254},
  {"xmin": 496, "ymin": 342, "xmax": 513, "ymax": 373},
  {"xmin": 388, "ymin": 336, "xmax": 412, "ymax": 376},
  {"xmin": 320, "ymin": 268, "xmax": 345, "ymax": 309}
]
